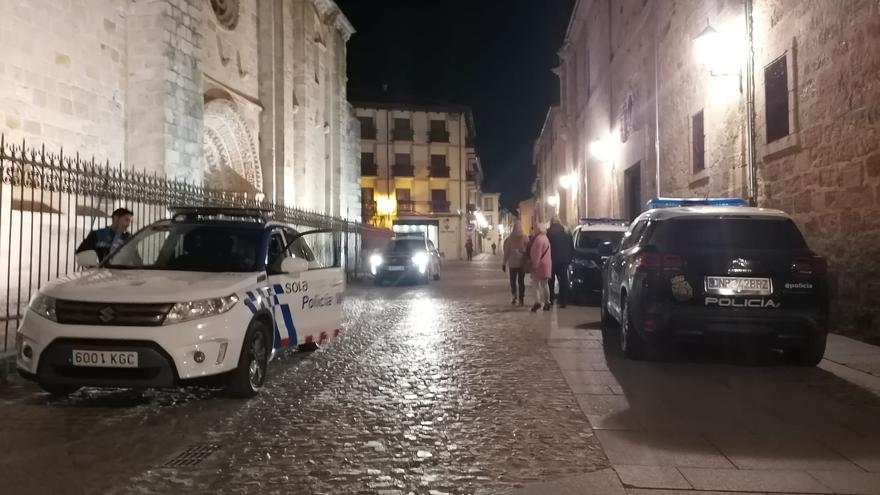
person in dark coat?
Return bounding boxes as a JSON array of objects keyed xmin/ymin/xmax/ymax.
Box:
[
  {"xmin": 546, "ymin": 216, "xmax": 573, "ymax": 308},
  {"xmin": 76, "ymin": 207, "xmax": 134, "ymax": 262}
]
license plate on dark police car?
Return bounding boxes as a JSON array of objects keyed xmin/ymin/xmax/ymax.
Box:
[
  {"xmin": 72, "ymin": 350, "xmax": 138, "ymax": 368},
  {"xmin": 705, "ymin": 276, "xmax": 772, "ymax": 295}
]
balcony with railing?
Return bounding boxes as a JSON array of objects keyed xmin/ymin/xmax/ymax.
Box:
[
  {"xmin": 397, "ymin": 200, "xmax": 415, "ymax": 213},
  {"xmin": 465, "ymin": 170, "xmax": 477, "ymax": 182},
  {"xmin": 428, "ymin": 130, "xmax": 450, "ymax": 143},
  {"xmin": 429, "ymin": 166, "xmax": 451, "ymax": 178},
  {"xmin": 430, "ymin": 201, "xmax": 451, "ymax": 213},
  {"xmin": 392, "ymin": 164, "xmax": 415, "ymax": 177},
  {"xmin": 361, "ymin": 161, "xmax": 378, "ymax": 176}
]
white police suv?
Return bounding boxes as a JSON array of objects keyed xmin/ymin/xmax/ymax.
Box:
[{"xmin": 16, "ymin": 207, "xmax": 345, "ymax": 398}]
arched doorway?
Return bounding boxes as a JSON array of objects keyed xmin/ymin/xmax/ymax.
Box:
[{"xmin": 202, "ymin": 98, "xmax": 262, "ymax": 194}]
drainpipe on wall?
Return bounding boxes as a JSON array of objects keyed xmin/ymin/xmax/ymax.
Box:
[
  {"xmin": 745, "ymin": 0, "xmax": 758, "ymax": 206},
  {"xmin": 654, "ymin": 25, "xmax": 662, "ymax": 198}
]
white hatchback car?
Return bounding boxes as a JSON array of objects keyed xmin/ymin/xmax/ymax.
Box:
[{"xmin": 16, "ymin": 207, "xmax": 345, "ymax": 398}]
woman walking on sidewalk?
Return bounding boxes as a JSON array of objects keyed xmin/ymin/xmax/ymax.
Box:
[
  {"xmin": 529, "ymin": 223, "xmax": 552, "ymax": 312},
  {"xmin": 502, "ymin": 223, "xmax": 528, "ymax": 306}
]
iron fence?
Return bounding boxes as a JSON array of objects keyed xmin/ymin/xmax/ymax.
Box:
[{"xmin": 0, "ymin": 135, "xmax": 389, "ymax": 354}]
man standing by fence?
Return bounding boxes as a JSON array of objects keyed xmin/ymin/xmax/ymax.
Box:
[{"xmin": 76, "ymin": 208, "xmax": 134, "ymax": 262}]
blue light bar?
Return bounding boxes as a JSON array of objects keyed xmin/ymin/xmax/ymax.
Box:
[
  {"xmin": 646, "ymin": 197, "xmax": 748, "ymax": 209},
  {"xmin": 580, "ymin": 217, "xmax": 629, "ymax": 225}
]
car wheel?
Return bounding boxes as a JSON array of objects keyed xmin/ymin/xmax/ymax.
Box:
[
  {"xmin": 785, "ymin": 334, "xmax": 827, "ymax": 366},
  {"xmin": 224, "ymin": 320, "xmax": 270, "ymax": 398},
  {"xmin": 620, "ymin": 297, "xmax": 647, "ymax": 360},
  {"xmin": 39, "ymin": 383, "xmax": 81, "ymax": 397}
]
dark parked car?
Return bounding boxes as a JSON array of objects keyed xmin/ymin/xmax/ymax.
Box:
[
  {"xmin": 569, "ymin": 219, "xmax": 628, "ymax": 304},
  {"xmin": 370, "ymin": 236, "xmax": 441, "ymax": 285},
  {"xmin": 601, "ymin": 198, "xmax": 829, "ymax": 365}
]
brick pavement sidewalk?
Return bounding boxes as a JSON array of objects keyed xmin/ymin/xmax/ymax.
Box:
[{"xmin": 497, "ymin": 305, "xmax": 880, "ymax": 495}]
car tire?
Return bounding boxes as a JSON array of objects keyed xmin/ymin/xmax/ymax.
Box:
[
  {"xmin": 224, "ymin": 320, "xmax": 271, "ymax": 399},
  {"xmin": 39, "ymin": 383, "xmax": 81, "ymax": 397},
  {"xmin": 620, "ymin": 297, "xmax": 648, "ymax": 360},
  {"xmin": 786, "ymin": 334, "xmax": 827, "ymax": 367}
]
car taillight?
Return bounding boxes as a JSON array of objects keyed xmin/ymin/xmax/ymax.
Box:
[
  {"xmin": 793, "ymin": 255, "xmax": 827, "ymax": 275},
  {"xmin": 634, "ymin": 253, "xmax": 683, "ymax": 272}
]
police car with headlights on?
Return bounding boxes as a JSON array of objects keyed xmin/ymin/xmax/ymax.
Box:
[
  {"xmin": 569, "ymin": 218, "xmax": 629, "ymax": 304},
  {"xmin": 16, "ymin": 207, "xmax": 345, "ymax": 398},
  {"xmin": 601, "ymin": 198, "xmax": 829, "ymax": 365}
]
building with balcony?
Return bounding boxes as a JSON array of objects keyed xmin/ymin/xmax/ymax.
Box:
[{"xmin": 355, "ymin": 101, "xmax": 484, "ymax": 260}]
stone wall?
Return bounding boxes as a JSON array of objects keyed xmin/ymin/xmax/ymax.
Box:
[
  {"xmin": 752, "ymin": 0, "xmax": 880, "ymax": 325},
  {"xmin": 0, "ymin": 0, "xmax": 128, "ymax": 163},
  {"xmin": 556, "ymin": 0, "xmax": 880, "ymax": 329},
  {"xmin": 1, "ymin": 0, "xmax": 359, "ymax": 218}
]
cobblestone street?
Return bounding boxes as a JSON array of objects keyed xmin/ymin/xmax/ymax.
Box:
[
  {"xmin": 2, "ymin": 256, "xmax": 880, "ymax": 494},
  {"xmin": 0, "ymin": 257, "xmax": 607, "ymax": 495}
]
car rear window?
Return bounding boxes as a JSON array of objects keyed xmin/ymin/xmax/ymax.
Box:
[
  {"xmin": 658, "ymin": 217, "xmax": 807, "ymax": 250},
  {"xmin": 577, "ymin": 230, "xmax": 625, "ymax": 249}
]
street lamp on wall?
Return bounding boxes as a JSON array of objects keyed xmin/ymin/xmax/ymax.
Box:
[
  {"xmin": 692, "ymin": 13, "xmax": 757, "ymax": 206},
  {"xmin": 559, "ymin": 174, "xmax": 576, "ymax": 190},
  {"xmin": 590, "ymin": 132, "xmax": 619, "ymax": 166}
]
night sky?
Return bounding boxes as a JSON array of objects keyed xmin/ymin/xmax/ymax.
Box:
[{"xmin": 337, "ymin": 0, "xmax": 576, "ymax": 211}]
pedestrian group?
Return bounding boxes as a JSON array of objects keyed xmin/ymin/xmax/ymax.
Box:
[{"xmin": 502, "ymin": 216, "xmax": 572, "ymax": 312}]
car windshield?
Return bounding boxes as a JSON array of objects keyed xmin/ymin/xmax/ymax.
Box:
[
  {"xmin": 385, "ymin": 239, "xmax": 426, "ymax": 255},
  {"xmin": 662, "ymin": 217, "xmax": 808, "ymax": 250},
  {"xmin": 104, "ymin": 223, "xmax": 263, "ymax": 272},
  {"xmin": 577, "ymin": 230, "xmax": 625, "ymax": 250}
]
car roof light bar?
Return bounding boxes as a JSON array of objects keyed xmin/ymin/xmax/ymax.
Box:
[
  {"xmin": 579, "ymin": 217, "xmax": 630, "ymax": 225},
  {"xmin": 169, "ymin": 206, "xmax": 273, "ymax": 223},
  {"xmin": 645, "ymin": 197, "xmax": 748, "ymax": 209}
]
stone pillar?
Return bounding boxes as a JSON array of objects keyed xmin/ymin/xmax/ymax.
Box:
[
  {"xmin": 257, "ymin": 0, "xmax": 285, "ymax": 203},
  {"xmin": 125, "ymin": 0, "xmax": 203, "ymax": 180}
]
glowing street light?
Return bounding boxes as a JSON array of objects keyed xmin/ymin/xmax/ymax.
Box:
[
  {"xmin": 546, "ymin": 195, "xmax": 559, "ymax": 207},
  {"xmin": 590, "ymin": 132, "xmax": 619, "ymax": 165},
  {"xmin": 694, "ymin": 23, "xmax": 744, "ymax": 76},
  {"xmin": 376, "ymin": 196, "xmax": 395, "ymax": 215},
  {"xmin": 559, "ymin": 174, "xmax": 577, "ymax": 190}
]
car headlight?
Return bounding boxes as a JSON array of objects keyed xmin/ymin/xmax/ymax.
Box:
[
  {"xmin": 572, "ymin": 258, "xmax": 599, "ymax": 269},
  {"xmin": 412, "ymin": 252, "xmax": 429, "ymax": 267},
  {"xmin": 29, "ymin": 293, "xmax": 57, "ymax": 322},
  {"xmin": 164, "ymin": 294, "xmax": 239, "ymax": 325},
  {"xmin": 369, "ymin": 254, "xmax": 383, "ymax": 266}
]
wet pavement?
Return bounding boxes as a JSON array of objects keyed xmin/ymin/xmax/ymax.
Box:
[
  {"xmin": 0, "ymin": 256, "xmax": 606, "ymax": 495},
  {"xmin": 2, "ymin": 255, "xmax": 880, "ymax": 494}
]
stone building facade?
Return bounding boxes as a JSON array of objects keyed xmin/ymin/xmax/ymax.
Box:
[
  {"xmin": 355, "ymin": 102, "xmax": 484, "ymax": 260},
  {"xmin": 550, "ymin": 0, "xmax": 880, "ymax": 327},
  {"xmin": 0, "ymin": 0, "xmax": 360, "ymax": 219},
  {"xmin": 534, "ymin": 106, "xmax": 579, "ymax": 225}
]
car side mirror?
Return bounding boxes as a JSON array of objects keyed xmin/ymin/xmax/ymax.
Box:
[
  {"xmin": 281, "ymin": 257, "xmax": 309, "ymax": 276},
  {"xmin": 76, "ymin": 250, "xmax": 100, "ymax": 269},
  {"xmin": 597, "ymin": 242, "xmax": 615, "ymax": 257}
]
